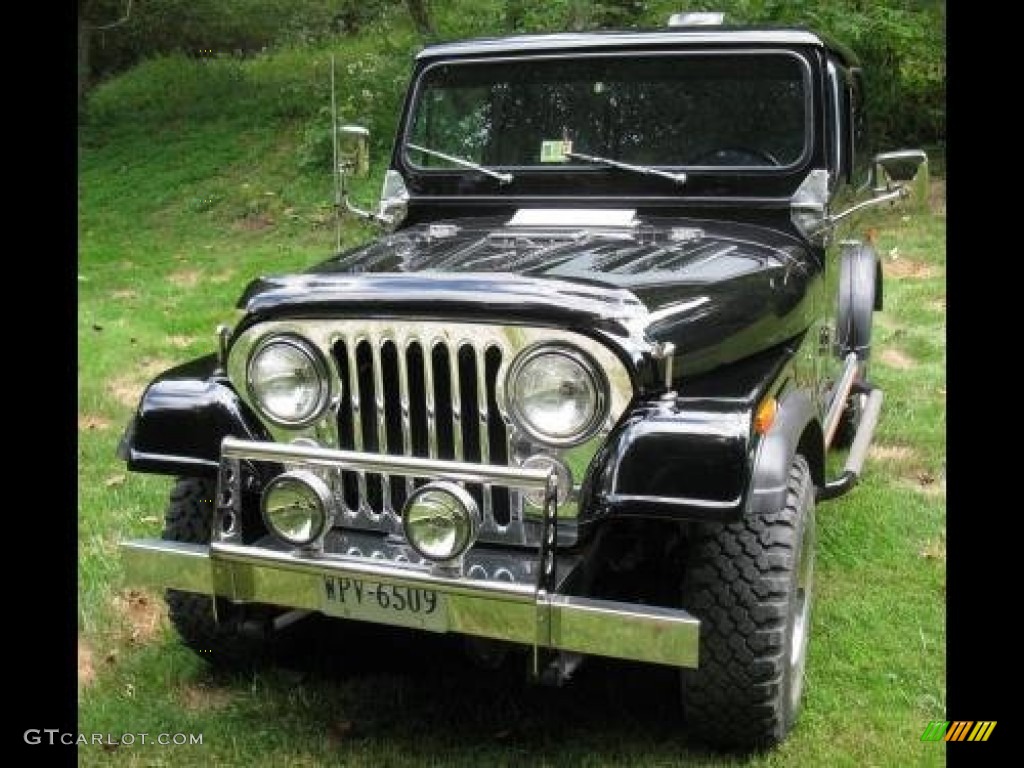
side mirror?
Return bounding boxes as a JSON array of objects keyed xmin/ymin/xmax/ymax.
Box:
[
  {"xmin": 337, "ymin": 125, "xmax": 370, "ymax": 193},
  {"xmin": 826, "ymin": 149, "xmax": 931, "ymax": 229},
  {"xmin": 332, "ymin": 125, "xmax": 408, "ymax": 230},
  {"xmin": 872, "ymin": 149, "xmax": 929, "ymax": 213}
]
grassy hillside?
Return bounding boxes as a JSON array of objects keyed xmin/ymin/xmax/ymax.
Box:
[{"xmin": 78, "ymin": 20, "xmax": 946, "ymax": 767}]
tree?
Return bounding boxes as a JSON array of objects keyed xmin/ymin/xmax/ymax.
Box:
[
  {"xmin": 405, "ymin": 0, "xmax": 434, "ymax": 36},
  {"xmin": 505, "ymin": 0, "xmax": 527, "ymax": 31},
  {"xmin": 79, "ymin": 0, "xmax": 133, "ymax": 103}
]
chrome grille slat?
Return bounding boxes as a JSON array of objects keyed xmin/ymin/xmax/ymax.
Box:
[
  {"xmin": 370, "ymin": 340, "xmax": 392, "ymax": 519},
  {"xmin": 345, "ymin": 337, "xmax": 370, "ymax": 516},
  {"xmin": 396, "ymin": 340, "xmax": 414, "ymax": 498},
  {"xmin": 474, "ymin": 343, "xmax": 494, "ymax": 523},
  {"xmin": 450, "ymin": 343, "xmax": 463, "ymax": 462},
  {"xmin": 424, "ymin": 340, "xmax": 438, "ymax": 460},
  {"xmin": 506, "ymin": 416, "xmax": 517, "ymax": 533}
]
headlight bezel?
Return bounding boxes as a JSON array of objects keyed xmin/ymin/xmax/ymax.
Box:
[
  {"xmin": 246, "ymin": 334, "xmax": 331, "ymax": 428},
  {"xmin": 505, "ymin": 343, "xmax": 609, "ymax": 447},
  {"xmin": 260, "ymin": 469, "xmax": 333, "ymax": 547}
]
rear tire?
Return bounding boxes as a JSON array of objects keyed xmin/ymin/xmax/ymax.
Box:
[
  {"xmin": 163, "ymin": 477, "xmax": 282, "ymax": 668},
  {"xmin": 680, "ymin": 455, "xmax": 816, "ymax": 749}
]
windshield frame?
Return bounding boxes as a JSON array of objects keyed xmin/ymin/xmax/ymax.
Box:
[{"xmin": 399, "ymin": 48, "xmax": 815, "ymax": 178}]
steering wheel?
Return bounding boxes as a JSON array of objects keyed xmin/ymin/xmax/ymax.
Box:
[{"xmin": 693, "ymin": 147, "xmax": 781, "ymax": 167}]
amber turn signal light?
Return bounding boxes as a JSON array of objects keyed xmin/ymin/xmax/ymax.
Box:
[{"xmin": 754, "ymin": 397, "xmax": 778, "ymax": 435}]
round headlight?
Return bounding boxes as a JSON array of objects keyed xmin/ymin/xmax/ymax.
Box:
[
  {"xmin": 261, "ymin": 470, "xmax": 332, "ymax": 546},
  {"xmin": 247, "ymin": 336, "xmax": 329, "ymax": 427},
  {"xmin": 507, "ymin": 345, "xmax": 606, "ymax": 446},
  {"xmin": 402, "ymin": 481, "xmax": 479, "ymax": 562}
]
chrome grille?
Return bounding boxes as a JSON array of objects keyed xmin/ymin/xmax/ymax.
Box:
[
  {"xmin": 227, "ymin": 318, "xmax": 639, "ymax": 549},
  {"xmin": 332, "ymin": 335, "xmax": 513, "ymax": 537}
]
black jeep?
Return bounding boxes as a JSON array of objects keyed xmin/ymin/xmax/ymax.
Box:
[{"xmin": 118, "ymin": 14, "xmax": 928, "ymax": 749}]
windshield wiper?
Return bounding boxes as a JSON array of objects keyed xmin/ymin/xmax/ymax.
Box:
[
  {"xmin": 407, "ymin": 143, "xmax": 514, "ymax": 185},
  {"xmin": 565, "ymin": 150, "xmax": 687, "ymax": 186}
]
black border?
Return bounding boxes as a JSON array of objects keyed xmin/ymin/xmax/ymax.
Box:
[
  {"xmin": 12, "ymin": 1, "xmax": 77, "ymax": 763},
  {"xmin": 946, "ymin": 2, "xmax": 1009, "ymax": 761}
]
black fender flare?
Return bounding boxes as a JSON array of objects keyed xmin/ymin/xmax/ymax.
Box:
[
  {"xmin": 117, "ymin": 355, "xmax": 270, "ymax": 477},
  {"xmin": 576, "ymin": 398, "xmax": 753, "ymax": 526},
  {"xmin": 836, "ymin": 242, "xmax": 881, "ymax": 361},
  {"xmin": 748, "ymin": 387, "xmax": 824, "ymax": 518}
]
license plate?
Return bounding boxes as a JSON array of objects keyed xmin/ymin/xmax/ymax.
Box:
[{"xmin": 320, "ymin": 575, "xmax": 447, "ymax": 632}]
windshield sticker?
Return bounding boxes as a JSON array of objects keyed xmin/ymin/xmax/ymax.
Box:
[{"xmin": 540, "ymin": 140, "xmax": 573, "ymax": 163}]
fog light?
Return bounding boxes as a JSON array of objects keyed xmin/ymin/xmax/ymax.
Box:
[
  {"xmin": 402, "ymin": 481, "xmax": 479, "ymax": 562},
  {"xmin": 261, "ymin": 470, "xmax": 332, "ymax": 546},
  {"xmin": 521, "ymin": 454, "xmax": 571, "ymax": 508}
]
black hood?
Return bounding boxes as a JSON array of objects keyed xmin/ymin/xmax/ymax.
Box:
[{"xmin": 238, "ymin": 215, "xmax": 816, "ymax": 377}]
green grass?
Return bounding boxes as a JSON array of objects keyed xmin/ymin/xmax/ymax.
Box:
[{"xmin": 78, "ymin": 35, "xmax": 945, "ymax": 767}]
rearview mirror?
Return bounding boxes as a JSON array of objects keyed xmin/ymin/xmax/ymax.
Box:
[
  {"xmin": 338, "ymin": 125, "xmax": 370, "ymax": 192},
  {"xmin": 333, "ymin": 124, "xmax": 404, "ymax": 229},
  {"xmin": 872, "ymin": 150, "xmax": 929, "ymax": 213}
]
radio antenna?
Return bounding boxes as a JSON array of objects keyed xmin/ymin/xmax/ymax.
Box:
[{"xmin": 330, "ymin": 55, "xmax": 342, "ymax": 252}]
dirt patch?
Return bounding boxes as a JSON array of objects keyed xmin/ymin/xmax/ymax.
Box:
[
  {"xmin": 111, "ymin": 289, "xmax": 138, "ymax": 300},
  {"xmin": 79, "ymin": 413, "xmax": 111, "ymax": 431},
  {"xmin": 107, "ymin": 359, "xmax": 171, "ymax": 408},
  {"xmin": 111, "ymin": 588, "xmax": 166, "ymax": 645},
  {"xmin": 178, "ymin": 683, "xmax": 234, "ymax": 712},
  {"xmin": 920, "ymin": 535, "xmax": 946, "ymax": 561},
  {"xmin": 903, "ymin": 479, "xmax": 946, "ymax": 499},
  {"xmin": 79, "ymin": 640, "xmax": 96, "ymax": 688},
  {"xmin": 139, "ymin": 357, "xmax": 173, "ymax": 377},
  {"xmin": 904, "ymin": 472, "xmax": 946, "ymax": 498},
  {"xmin": 880, "ymin": 348, "xmax": 916, "ymax": 370},
  {"xmin": 167, "ymin": 335, "xmax": 196, "ymax": 349},
  {"xmin": 927, "ymin": 296, "xmax": 946, "ymax": 313},
  {"xmin": 210, "ymin": 270, "xmax": 236, "ymax": 284},
  {"xmin": 869, "ymin": 444, "xmax": 916, "ymax": 462},
  {"xmin": 168, "ymin": 269, "xmax": 202, "ymax": 288},
  {"xmin": 883, "ymin": 258, "xmax": 935, "ymax": 280},
  {"xmin": 234, "ymin": 213, "xmax": 275, "ymax": 232},
  {"xmin": 107, "ymin": 376, "xmax": 143, "ymax": 408}
]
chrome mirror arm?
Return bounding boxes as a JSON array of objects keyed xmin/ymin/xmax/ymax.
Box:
[
  {"xmin": 829, "ymin": 185, "xmax": 908, "ymax": 227},
  {"xmin": 341, "ymin": 193, "xmax": 393, "ymax": 225}
]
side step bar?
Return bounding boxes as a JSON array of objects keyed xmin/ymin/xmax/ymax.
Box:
[
  {"xmin": 818, "ymin": 386, "xmax": 884, "ymax": 501},
  {"xmin": 823, "ymin": 353, "xmax": 861, "ymax": 448}
]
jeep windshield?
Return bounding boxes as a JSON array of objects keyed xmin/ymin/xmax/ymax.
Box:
[{"xmin": 405, "ymin": 52, "xmax": 809, "ymax": 175}]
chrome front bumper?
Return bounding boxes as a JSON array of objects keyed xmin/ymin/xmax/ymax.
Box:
[
  {"xmin": 119, "ymin": 437, "xmax": 700, "ymax": 669},
  {"xmin": 121, "ymin": 537, "xmax": 699, "ymax": 667}
]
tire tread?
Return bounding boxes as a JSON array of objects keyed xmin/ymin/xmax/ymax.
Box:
[{"xmin": 681, "ymin": 457, "xmax": 813, "ymax": 749}]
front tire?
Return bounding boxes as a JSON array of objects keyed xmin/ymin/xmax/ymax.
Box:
[
  {"xmin": 680, "ymin": 455, "xmax": 816, "ymax": 749},
  {"xmin": 162, "ymin": 477, "xmax": 282, "ymax": 668}
]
